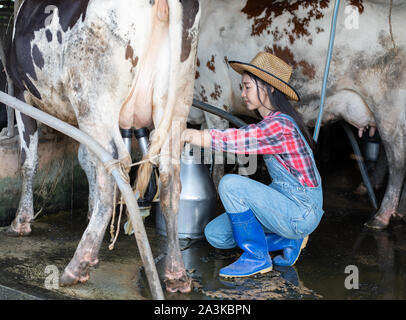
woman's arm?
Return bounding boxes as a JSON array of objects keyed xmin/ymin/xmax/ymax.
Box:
[
  {"xmin": 207, "ymin": 120, "xmax": 285, "ymax": 155},
  {"xmin": 181, "ymin": 129, "xmax": 212, "ymax": 149}
]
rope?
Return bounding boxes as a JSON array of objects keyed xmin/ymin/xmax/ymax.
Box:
[
  {"xmin": 104, "ymin": 159, "xmax": 130, "ymax": 184},
  {"xmin": 109, "ymin": 183, "xmax": 118, "ymax": 242},
  {"xmin": 106, "ymin": 154, "xmax": 159, "ymax": 250},
  {"xmin": 128, "ymin": 154, "xmax": 160, "ymax": 168},
  {"xmin": 109, "ymin": 191, "xmax": 125, "ymax": 251}
]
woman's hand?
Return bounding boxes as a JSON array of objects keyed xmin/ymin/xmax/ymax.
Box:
[{"xmin": 181, "ymin": 129, "xmax": 212, "ymax": 148}]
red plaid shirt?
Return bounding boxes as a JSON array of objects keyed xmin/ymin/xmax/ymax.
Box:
[{"xmin": 208, "ymin": 111, "xmax": 318, "ymax": 187}]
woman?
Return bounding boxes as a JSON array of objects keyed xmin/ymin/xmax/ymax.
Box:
[{"xmin": 182, "ymin": 52, "xmax": 324, "ymax": 278}]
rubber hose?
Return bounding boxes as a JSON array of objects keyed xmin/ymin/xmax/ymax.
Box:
[{"xmin": 340, "ymin": 121, "xmax": 378, "ymax": 209}]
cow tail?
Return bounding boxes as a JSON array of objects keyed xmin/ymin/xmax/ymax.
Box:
[{"xmin": 135, "ymin": 0, "xmax": 183, "ymax": 198}]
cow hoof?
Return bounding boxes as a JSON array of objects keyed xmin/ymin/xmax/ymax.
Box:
[
  {"xmin": 60, "ymin": 257, "xmax": 99, "ymax": 287},
  {"xmin": 60, "ymin": 271, "xmax": 79, "ymax": 287},
  {"xmin": 60, "ymin": 270, "xmax": 90, "ymax": 287},
  {"xmin": 364, "ymin": 217, "xmax": 388, "ymax": 230},
  {"xmin": 5, "ymin": 224, "xmax": 31, "ymax": 236},
  {"xmin": 164, "ymin": 276, "xmax": 192, "ymax": 293}
]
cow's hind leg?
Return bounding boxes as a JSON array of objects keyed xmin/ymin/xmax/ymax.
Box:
[
  {"xmin": 395, "ymin": 180, "xmax": 406, "ymax": 220},
  {"xmin": 159, "ymin": 124, "xmax": 192, "ymax": 293},
  {"xmin": 60, "ymin": 128, "xmax": 130, "ymax": 285},
  {"xmin": 8, "ymin": 93, "xmax": 38, "ymax": 236},
  {"xmin": 77, "ymin": 143, "xmax": 97, "ymax": 221},
  {"xmin": 365, "ymin": 121, "xmax": 406, "ymax": 229}
]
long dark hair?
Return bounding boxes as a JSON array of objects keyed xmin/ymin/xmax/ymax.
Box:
[{"xmin": 246, "ymin": 72, "xmax": 317, "ymax": 153}]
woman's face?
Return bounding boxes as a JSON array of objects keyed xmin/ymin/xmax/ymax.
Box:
[{"xmin": 241, "ymin": 73, "xmax": 270, "ymax": 112}]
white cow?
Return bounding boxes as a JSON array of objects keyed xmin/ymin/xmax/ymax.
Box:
[
  {"xmin": 190, "ymin": 0, "xmax": 406, "ymax": 230},
  {"xmin": 7, "ymin": 0, "xmax": 201, "ymax": 293}
]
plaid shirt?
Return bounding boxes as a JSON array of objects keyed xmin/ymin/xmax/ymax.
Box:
[{"xmin": 208, "ymin": 111, "xmax": 318, "ymax": 187}]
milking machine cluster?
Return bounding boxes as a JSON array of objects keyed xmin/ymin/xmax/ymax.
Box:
[{"xmin": 120, "ymin": 128, "xmax": 158, "ymax": 222}]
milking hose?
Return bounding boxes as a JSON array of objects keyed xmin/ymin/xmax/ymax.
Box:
[
  {"xmin": 192, "ymin": 99, "xmax": 247, "ymax": 127},
  {"xmin": 340, "ymin": 121, "xmax": 378, "ymax": 209},
  {"xmin": 0, "ymin": 90, "xmax": 165, "ymax": 300}
]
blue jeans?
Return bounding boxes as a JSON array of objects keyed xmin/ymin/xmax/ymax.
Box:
[{"xmin": 205, "ymin": 172, "xmax": 324, "ymax": 249}]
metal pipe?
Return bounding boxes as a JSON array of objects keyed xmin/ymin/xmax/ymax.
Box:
[
  {"xmin": 0, "ymin": 91, "xmax": 165, "ymax": 300},
  {"xmin": 313, "ymin": 0, "xmax": 341, "ymax": 142}
]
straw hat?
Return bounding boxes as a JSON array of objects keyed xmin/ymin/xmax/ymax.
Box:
[{"xmin": 229, "ymin": 52, "xmax": 300, "ymax": 101}]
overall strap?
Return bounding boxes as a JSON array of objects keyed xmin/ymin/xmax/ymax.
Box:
[
  {"xmin": 275, "ymin": 113, "xmax": 312, "ymax": 156},
  {"xmin": 275, "ymin": 113, "xmax": 321, "ymax": 186}
]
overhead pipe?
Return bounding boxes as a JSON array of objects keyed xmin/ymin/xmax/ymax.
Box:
[
  {"xmin": 0, "ymin": 91, "xmax": 165, "ymax": 300},
  {"xmin": 313, "ymin": 0, "xmax": 341, "ymax": 142}
]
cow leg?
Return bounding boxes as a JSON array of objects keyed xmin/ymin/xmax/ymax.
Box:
[
  {"xmin": 396, "ymin": 182, "xmax": 406, "ymax": 220},
  {"xmin": 60, "ymin": 127, "xmax": 130, "ymax": 285},
  {"xmin": 354, "ymin": 146, "xmax": 388, "ymax": 195},
  {"xmin": 60, "ymin": 144, "xmax": 113, "ymax": 285},
  {"xmin": 8, "ymin": 93, "xmax": 38, "ymax": 236},
  {"xmin": 365, "ymin": 129, "xmax": 406, "ymax": 229},
  {"xmin": 77, "ymin": 143, "xmax": 97, "ymax": 221},
  {"xmin": 159, "ymin": 121, "xmax": 192, "ymax": 293},
  {"xmin": 369, "ymin": 147, "xmax": 388, "ymax": 190}
]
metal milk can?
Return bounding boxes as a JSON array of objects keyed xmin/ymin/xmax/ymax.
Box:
[{"xmin": 154, "ymin": 145, "xmax": 217, "ymax": 239}]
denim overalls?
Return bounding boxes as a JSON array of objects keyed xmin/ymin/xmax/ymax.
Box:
[{"xmin": 204, "ymin": 114, "xmax": 324, "ymax": 249}]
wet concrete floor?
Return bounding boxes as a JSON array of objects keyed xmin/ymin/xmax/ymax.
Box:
[{"xmin": 1, "ymin": 130, "xmax": 406, "ymax": 300}]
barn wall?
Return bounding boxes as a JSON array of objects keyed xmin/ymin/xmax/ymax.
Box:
[{"xmin": 0, "ymin": 128, "xmax": 89, "ymax": 226}]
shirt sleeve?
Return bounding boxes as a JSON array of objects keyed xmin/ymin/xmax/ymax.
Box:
[{"xmin": 208, "ymin": 118, "xmax": 287, "ymax": 155}]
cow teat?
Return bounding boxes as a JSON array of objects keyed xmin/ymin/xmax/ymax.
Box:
[{"xmin": 157, "ymin": 0, "xmax": 169, "ymax": 22}]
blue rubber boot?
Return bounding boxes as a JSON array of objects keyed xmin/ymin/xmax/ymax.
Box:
[
  {"xmin": 272, "ymin": 236, "xmax": 308, "ymax": 266},
  {"xmin": 219, "ymin": 209, "xmax": 273, "ymax": 278},
  {"xmin": 265, "ymin": 233, "xmax": 291, "ymax": 252}
]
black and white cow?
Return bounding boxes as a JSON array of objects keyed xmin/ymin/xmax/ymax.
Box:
[
  {"xmin": 7, "ymin": 0, "xmax": 200, "ymax": 293},
  {"xmin": 191, "ymin": 0, "xmax": 406, "ymax": 229}
]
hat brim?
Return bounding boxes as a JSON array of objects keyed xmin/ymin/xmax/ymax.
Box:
[{"xmin": 229, "ymin": 61, "xmax": 300, "ymax": 101}]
